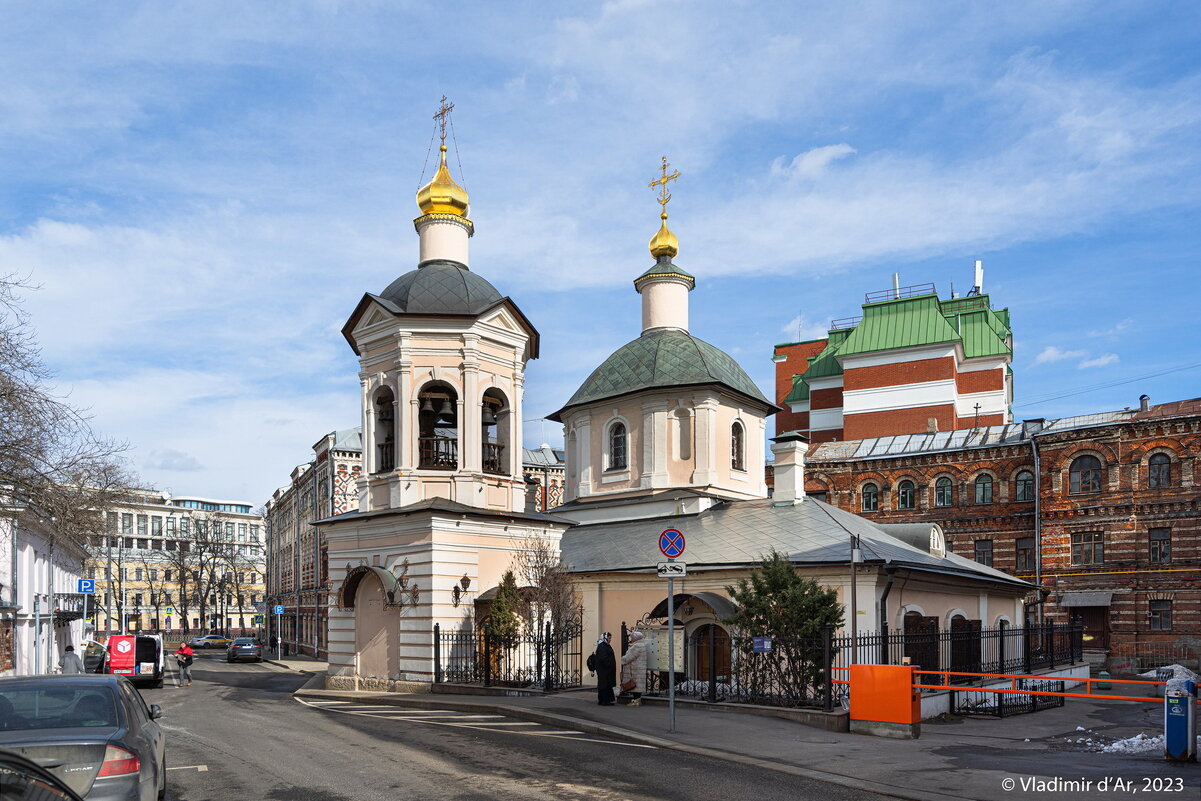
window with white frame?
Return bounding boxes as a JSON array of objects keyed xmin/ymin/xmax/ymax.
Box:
[
  {"xmin": 608, "ymin": 422, "xmax": 627, "ymax": 470},
  {"xmin": 731, "ymin": 421, "xmax": 746, "ymax": 471}
]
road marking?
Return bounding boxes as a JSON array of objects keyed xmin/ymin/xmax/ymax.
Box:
[
  {"xmin": 167, "ymin": 765, "xmax": 209, "ymax": 772},
  {"xmin": 295, "ymin": 697, "xmax": 655, "ymax": 749}
]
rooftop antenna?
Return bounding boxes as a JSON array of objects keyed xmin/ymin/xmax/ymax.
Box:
[{"xmin": 967, "ymin": 259, "xmax": 983, "ymax": 297}]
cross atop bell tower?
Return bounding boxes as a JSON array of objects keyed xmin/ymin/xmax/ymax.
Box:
[{"xmin": 433, "ymin": 95, "xmax": 455, "ymax": 146}]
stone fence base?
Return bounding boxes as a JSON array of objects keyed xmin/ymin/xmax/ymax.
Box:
[{"xmin": 324, "ymin": 675, "xmax": 431, "ymax": 694}]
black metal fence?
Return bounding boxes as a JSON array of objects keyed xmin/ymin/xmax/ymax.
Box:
[
  {"xmin": 433, "ymin": 617, "xmax": 584, "ymax": 691},
  {"xmin": 638, "ymin": 622, "xmax": 1082, "ymax": 711},
  {"xmin": 952, "ymin": 678, "xmax": 1066, "ymax": 717}
]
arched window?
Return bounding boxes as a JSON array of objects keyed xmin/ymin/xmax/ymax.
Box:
[
  {"xmin": 1148, "ymin": 453, "xmax": 1171, "ymax": 488},
  {"xmin": 1069, "ymin": 455, "xmax": 1103, "ymax": 493},
  {"xmin": 935, "ymin": 477, "xmax": 952, "ymax": 507},
  {"xmin": 374, "ymin": 387, "xmax": 396, "ymax": 473},
  {"xmin": 608, "ymin": 422, "xmax": 627, "ymax": 470},
  {"xmin": 731, "ymin": 421, "xmax": 746, "ymax": 471},
  {"xmin": 974, "ymin": 474, "xmax": 993, "ymax": 504},
  {"xmin": 481, "ymin": 389, "xmax": 508, "ymax": 476},
  {"xmin": 897, "ymin": 480, "xmax": 915, "ymax": 510},
  {"xmin": 861, "ymin": 483, "xmax": 878, "ymax": 512},
  {"xmin": 418, "ymin": 382, "xmax": 459, "ymax": 470},
  {"xmin": 1014, "ymin": 470, "xmax": 1034, "ymax": 502}
]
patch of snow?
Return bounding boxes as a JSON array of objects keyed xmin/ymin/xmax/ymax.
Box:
[
  {"xmin": 1076, "ymin": 725, "xmax": 1086, "ymax": 731},
  {"xmin": 1099, "ymin": 732, "xmax": 1201, "ymax": 754},
  {"xmin": 1138, "ymin": 664, "xmax": 1197, "ymax": 681}
]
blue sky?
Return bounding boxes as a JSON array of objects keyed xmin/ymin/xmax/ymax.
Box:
[{"xmin": 2, "ymin": 1, "xmax": 1198, "ymax": 505}]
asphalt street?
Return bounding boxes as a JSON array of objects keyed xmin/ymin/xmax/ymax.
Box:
[{"xmin": 142, "ymin": 653, "xmax": 899, "ymax": 801}]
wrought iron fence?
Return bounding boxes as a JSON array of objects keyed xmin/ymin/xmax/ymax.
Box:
[
  {"xmin": 952, "ymin": 678, "xmax": 1065, "ymax": 718},
  {"xmin": 433, "ymin": 617, "xmax": 584, "ymax": 691},
  {"xmin": 637, "ymin": 622, "xmax": 1082, "ymax": 710}
]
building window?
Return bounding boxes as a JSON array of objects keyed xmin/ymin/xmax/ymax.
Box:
[
  {"xmin": 974, "ymin": 474, "xmax": 993, "ymax": 504},
  {"xmin": 1071, "ymin": 531, "xmax": 1104, "ymax": 565},
  {"xmin": 731, "ymin": 421, "xmax": 745, "ymax": 471},
  {"xmin": 121, "ymin": 513, "xmax": 133, "ymax": 534},
  {"xmin": 1149, "ymin": 528, "xmax": 1171, "ymax": 563},
  {"xmin": 896, "ymin": 480, "xmax": 915, "ymax": 510},
  {"xmin": 1149, "ymin": 600, "xmax": 1172, "ymax": 631},
  {"xmin": 1015, "ymin": 537, "xmax": 1035, "ymax": 572},
  {"xmin": 1069, "ymin": 455, "xmax": 1103, "ymax": 493},
  {"xmin": 861, "ymin": 483, "xmax": 878, "ymax": 512},
  {"xmin": 1014, "ymin": 470, "xmax": 1034, "ymax": 502},
  {"xmin": 148, "ymin": 569, "xmax": 158, "ymax": 581},
  {"xmin": 1148, "ymin": 453, "xmax": 1171, "ymax": 488},
  {"xmin": 974, "ymin": 540, "xmax": 994, "ymax": 567},
  {"xmin": 608, "ymin": 422, "xmax": 627, "ymax": 470},
  {"xmin": 935, "ymin": 477, "xmax": 952, "ymax": 507}
]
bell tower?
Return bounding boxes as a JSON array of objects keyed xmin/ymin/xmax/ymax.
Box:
[{"xmin": 340, "ymin": 99, "xmax": 541, "ymax": 513}]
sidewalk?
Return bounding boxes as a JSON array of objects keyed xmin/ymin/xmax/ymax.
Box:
[
  {"xmin": 262, "ymin": 653, "xmax": 328, "ymax": 674},
  {"xmin": 271, "ymin": 663, "xmax": 1190, "ymax": 801}
]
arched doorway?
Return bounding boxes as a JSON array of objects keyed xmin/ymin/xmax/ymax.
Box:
[
  {"xmin": 690, "ymin": 624, "xmax": 731, "ymax": 684},
  {"xmin": 341, "ymin": 566, "xmax": 400, "ymax": 679}
]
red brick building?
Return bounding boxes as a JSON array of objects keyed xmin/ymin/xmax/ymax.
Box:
[
  {"xmin": 774, "ymin": 269, "xmax": 1013, "ymax": 443},
  {"xmin": 803, "ymin": 396, "xmax": 1199, "ymax": 666}
]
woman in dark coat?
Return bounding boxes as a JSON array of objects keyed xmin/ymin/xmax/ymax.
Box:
[{"xmin": 594, "ymin": 632, "xmax": 617, "ymax": 706}]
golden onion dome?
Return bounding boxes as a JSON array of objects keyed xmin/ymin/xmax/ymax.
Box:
[
  {"xmin": 648, "ymin": 212, "xmax": 679, "ymax": 259},
  {"xmin": 416, "ymin": 145, "xmax": 470, "ymax": 217}
]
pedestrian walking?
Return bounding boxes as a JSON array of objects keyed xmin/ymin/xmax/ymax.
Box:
[
  {"xmin": 620, "ymin": 630, "xmax": 648, "ymax": 706},
  {"xmin": 592, "ymin": 632, "xmax": 616, "ymax": 706},
  {"xmin": 175, "ymin": 642, "xmax": 194, "ymax": 687},
  {"xmin": 58, "ymin": 645, "xmax": 85, "ymax": 675}
]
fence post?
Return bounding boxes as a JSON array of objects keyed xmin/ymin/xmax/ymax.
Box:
[
  {"xmin": 544, "ymin": 621, "xmax": 553, "ymax": 693},
  {"xmin": 823, "ymin": 625, "xmax": 833, "ymax": 713},
  {"xmin": 484, "ymin": 626, "xmax": 492, "ymax": 687},
  {"xmin": 1048, "ymin": 622, "xmax": 1056, "ymax": 670},
  {"xmin": 707, "ymin": 624, "xmax": 717, "ymax": 704},
  {"xmin": 880, "ymin": 622, "xmax": 889, "ymax": 665},
  {"xmin": 433, "ymin": 623, "xmax": 442, "ymax": 684},
  {"xmin": 1022, "ymin": 619, "xmax": 1031, "ymax": 675},
  {"xmin": 998, "ymin": 618, "xmax": 1006, "ymax": 674}
]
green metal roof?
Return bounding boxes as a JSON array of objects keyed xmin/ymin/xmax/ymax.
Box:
[
  {"xmin": 632, "ymin": 256, "xmax": 695, "ymax": 291},
  {"xmin": 955, "ymin": 309, "xmax": 1011, "ymax": 359},
  {"xmin": 549, "ymin": 328, "xmax": 771, "ymax": 420},
  {"xmin": 783, "ymin": 375, "xmax": 809, "ymax": 405},
  {"xmin": 837, "ymin": 294, "xmax": 960, "ymax": 357},
  {"xmin": 799, "ymin": 328, "xmax": 850, "ymax": 380}
]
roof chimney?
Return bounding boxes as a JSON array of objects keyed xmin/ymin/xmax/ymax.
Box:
[
  {"xmin": 770, "ymin": 433, "xmax": 808, "ymax": 506},
  {"xmin": 892, "ymin": 273, "xmax": 901, "ymax": 300},
  {"xmin": 1139, "ymin": 394, "xmax": 1150, "ymax": 413}
]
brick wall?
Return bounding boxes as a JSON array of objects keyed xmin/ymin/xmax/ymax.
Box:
[
  {"xmin": 773, "ymin": 340, "xmax": 827, "ymax": 435},
  {"xmin": 843, "ymin": 356, "xmax": 954, "ymax": 391},
  {"xmin": 956, "ymin": 369, "xmax": 1003, "ymax": 394},
  {"xmin": 806, "ymin": 406, "xmax": 1201, "ymax": 657},
  {"xmin": 844, "ymin": 404, "xmax": 957, "ymax": 440},
  {"xmin": 810, "ymin": 387, "xmax": 843, "ymax": 410}
]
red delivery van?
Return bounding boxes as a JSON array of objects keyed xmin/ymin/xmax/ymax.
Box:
[{"xmin": 104, "ymin": 634, "xmax": 165, "ymax": 688}]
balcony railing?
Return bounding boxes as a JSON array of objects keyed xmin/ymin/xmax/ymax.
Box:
[
  {"xmin": 419, "ymin": 436, "xmax": 457, "ymax": 470},
  {"xmin": 376, "ymin": 441, "xmax": 395, "ymax": 473},
  {"xmin": 483, "ymin": 443, "xmax": 506, "ymax": 475}
]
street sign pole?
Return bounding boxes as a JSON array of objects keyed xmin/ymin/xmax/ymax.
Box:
[
  {"xmin": 273, "ymin": 605, "xmax": 285, "ymax": 660},
  {"xmin": 667, "ymin": 567, "xmax": 676, "ymax": 733}
]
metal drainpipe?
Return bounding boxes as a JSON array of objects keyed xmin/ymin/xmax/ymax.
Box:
[
  {"xmin": 878, "ymin": 566, "xmax": 897, "ymax": 647},
  {"xmin": 1031, "ymin": 434, "xmax": 1043, "ymax": 624}
]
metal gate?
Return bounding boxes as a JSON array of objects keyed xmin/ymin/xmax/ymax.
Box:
[{"xmin": 433, "ymin": 615, "xmax": 584, "ymax": 690}]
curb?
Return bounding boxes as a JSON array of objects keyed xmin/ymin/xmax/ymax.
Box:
[{"xmin": 293, "ymin": 687, "xmax": 953, "ymax": 801}]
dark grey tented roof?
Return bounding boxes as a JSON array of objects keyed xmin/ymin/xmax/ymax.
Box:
[
  {"xmin": 557, "ymin": 497, "xmax": 1030, "ymax": 590},
  {"xmin": 377, "ymin": 259, "xmax": 503, "ymax": 316},
  {"xmin": 550, "ymin": 328, "xmax": 772, "ymax": 420}
]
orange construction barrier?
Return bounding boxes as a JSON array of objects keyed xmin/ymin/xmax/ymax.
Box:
[{"xmin": 849, "ymin": 664, "xmax": 921, "ymax": 738}]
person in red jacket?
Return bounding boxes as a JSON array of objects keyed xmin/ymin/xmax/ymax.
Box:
[{"xmin": 175, "ymin": 643, "xmax": 195, "ymax": 687}]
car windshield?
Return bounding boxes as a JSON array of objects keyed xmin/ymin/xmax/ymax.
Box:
[
  {"xmin": 233, "ymin": 639, "xmax": 256, "ymax": 645},
  {"xmin": 0, "ymin": 687, "xmax": 118, "ymax": 730}
]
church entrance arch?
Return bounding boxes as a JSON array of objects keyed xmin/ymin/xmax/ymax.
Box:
[
  {"xmin": 341, "ymin": 565, "xmax": 400, "ymax": 679},
  {"xmin": 690, "ymin": 623, "xmax": 732, "ymax": 684}
]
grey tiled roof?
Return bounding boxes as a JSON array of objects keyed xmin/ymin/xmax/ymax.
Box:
[
  {"xmin": 557, "ymin": 497, "xmax": 1029, "ymax": 589},
  {"xmin": 377, "ymin": 259, "xmax": 503, "ymax": 316},
  {"xmin": 550, "ymin": 328, "xmax": 771, "ymax": 419}
]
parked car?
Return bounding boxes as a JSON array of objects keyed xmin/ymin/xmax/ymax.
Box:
[
  {"xmin": 188, "ymin": 634, "xmax": 232, "ymax": 649},
  {"xmin": 83, "ymin": 640, "xmax": 108, "ymax": 673},
  {"xmin": 103, "ymin": 635, "xmax": 165, "ymax": 689},
  {"xmin": 226, "ymin": 638, "xmax": 263, "ymax": 663},
  {"xmin": 0, "ymin": 674, "xmax": 166, "ymax": 801}
]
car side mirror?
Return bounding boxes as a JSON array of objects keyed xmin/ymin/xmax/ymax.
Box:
[{"xmin": 149, "ymin": 704, "xmax": 163, "ymax": 720}]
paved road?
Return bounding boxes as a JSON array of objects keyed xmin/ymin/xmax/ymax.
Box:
[{"xmin": 144, "ymin": 654, "xmax": 897, "ymax": 801}]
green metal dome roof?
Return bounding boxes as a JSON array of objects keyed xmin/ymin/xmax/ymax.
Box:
[{"xmin": 549, "ymin": 328, "xmax": 772, "ymax": 420}]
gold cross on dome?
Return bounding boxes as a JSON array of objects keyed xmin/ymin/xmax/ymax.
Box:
[
  {"xmin": 648, "ymin": 155, "xmax": 681, "ymax": 210},
  {"xmin": 433, "ymin": 95, "xmax": 455, "ymax": 146}
]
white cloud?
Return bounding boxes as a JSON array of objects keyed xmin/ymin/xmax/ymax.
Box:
[
  {"xmin": 1035, "ymin": 346, "xmax": 1087, "ymax": 364},
  {"xmin": 145, "ymin": 449, "xmax": 203, "ymax": 472},
  {"xmin": 1089, "ymin": 318, "xmax": 1133, "ymax": 338},
  {"xmin": 771, "ymin": 145, "xmax": 857, "ymax": 180},
  {"xmin": 780, "ymin": 314, "xmax": 831, "ymax": 341},
  {"xmin": 1078, "ymin": 353, "xmax": 1119, "ymax": 369}
]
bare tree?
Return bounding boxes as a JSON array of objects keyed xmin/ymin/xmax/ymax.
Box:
[
  {"xmin": 0, "ymin": 273, "xmax": 137, "ymax": 545},
  {"xmin": 511, "ymin": 534, "xmax": 581, "ymax": 631}
]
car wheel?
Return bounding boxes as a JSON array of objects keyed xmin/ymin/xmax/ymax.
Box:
[{"xmin": 154, "ymin": 679, "xmax": 164, "ymax": 689}]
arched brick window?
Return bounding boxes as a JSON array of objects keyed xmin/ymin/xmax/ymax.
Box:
[
  {"xmin": 935, "ymin": 477, "xmax": 952, "ymax": 507},
  {"xmin": 974, "ymin": 474, "xmax": 993, "ymax": 504},
  {"xmin": 897, "ymin": 480, "xmax": 915, "ymax": 510},
  {"xmin": 1014, "ymin": 470, "xmax": 1034, "ymax": 502},
  {"xmin": 1069, "ymin": 455, "xmax": 1102, "ymax": 493},
  {"xmin": 861, "ymin": 483, "xmax": 879, "ymax": 512},
  {"xmin": 1148, "ymin": 453, "xmax": 1171, "ymax": 488}
]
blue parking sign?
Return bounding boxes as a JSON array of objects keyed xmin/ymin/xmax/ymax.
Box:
[
  {"xmin": 77, "ymin": 579, "xmax": 95, "ymax": 594},
  {"xmin": 273, "ymin": 605, "xmax": 285, "ymax": 614}
]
